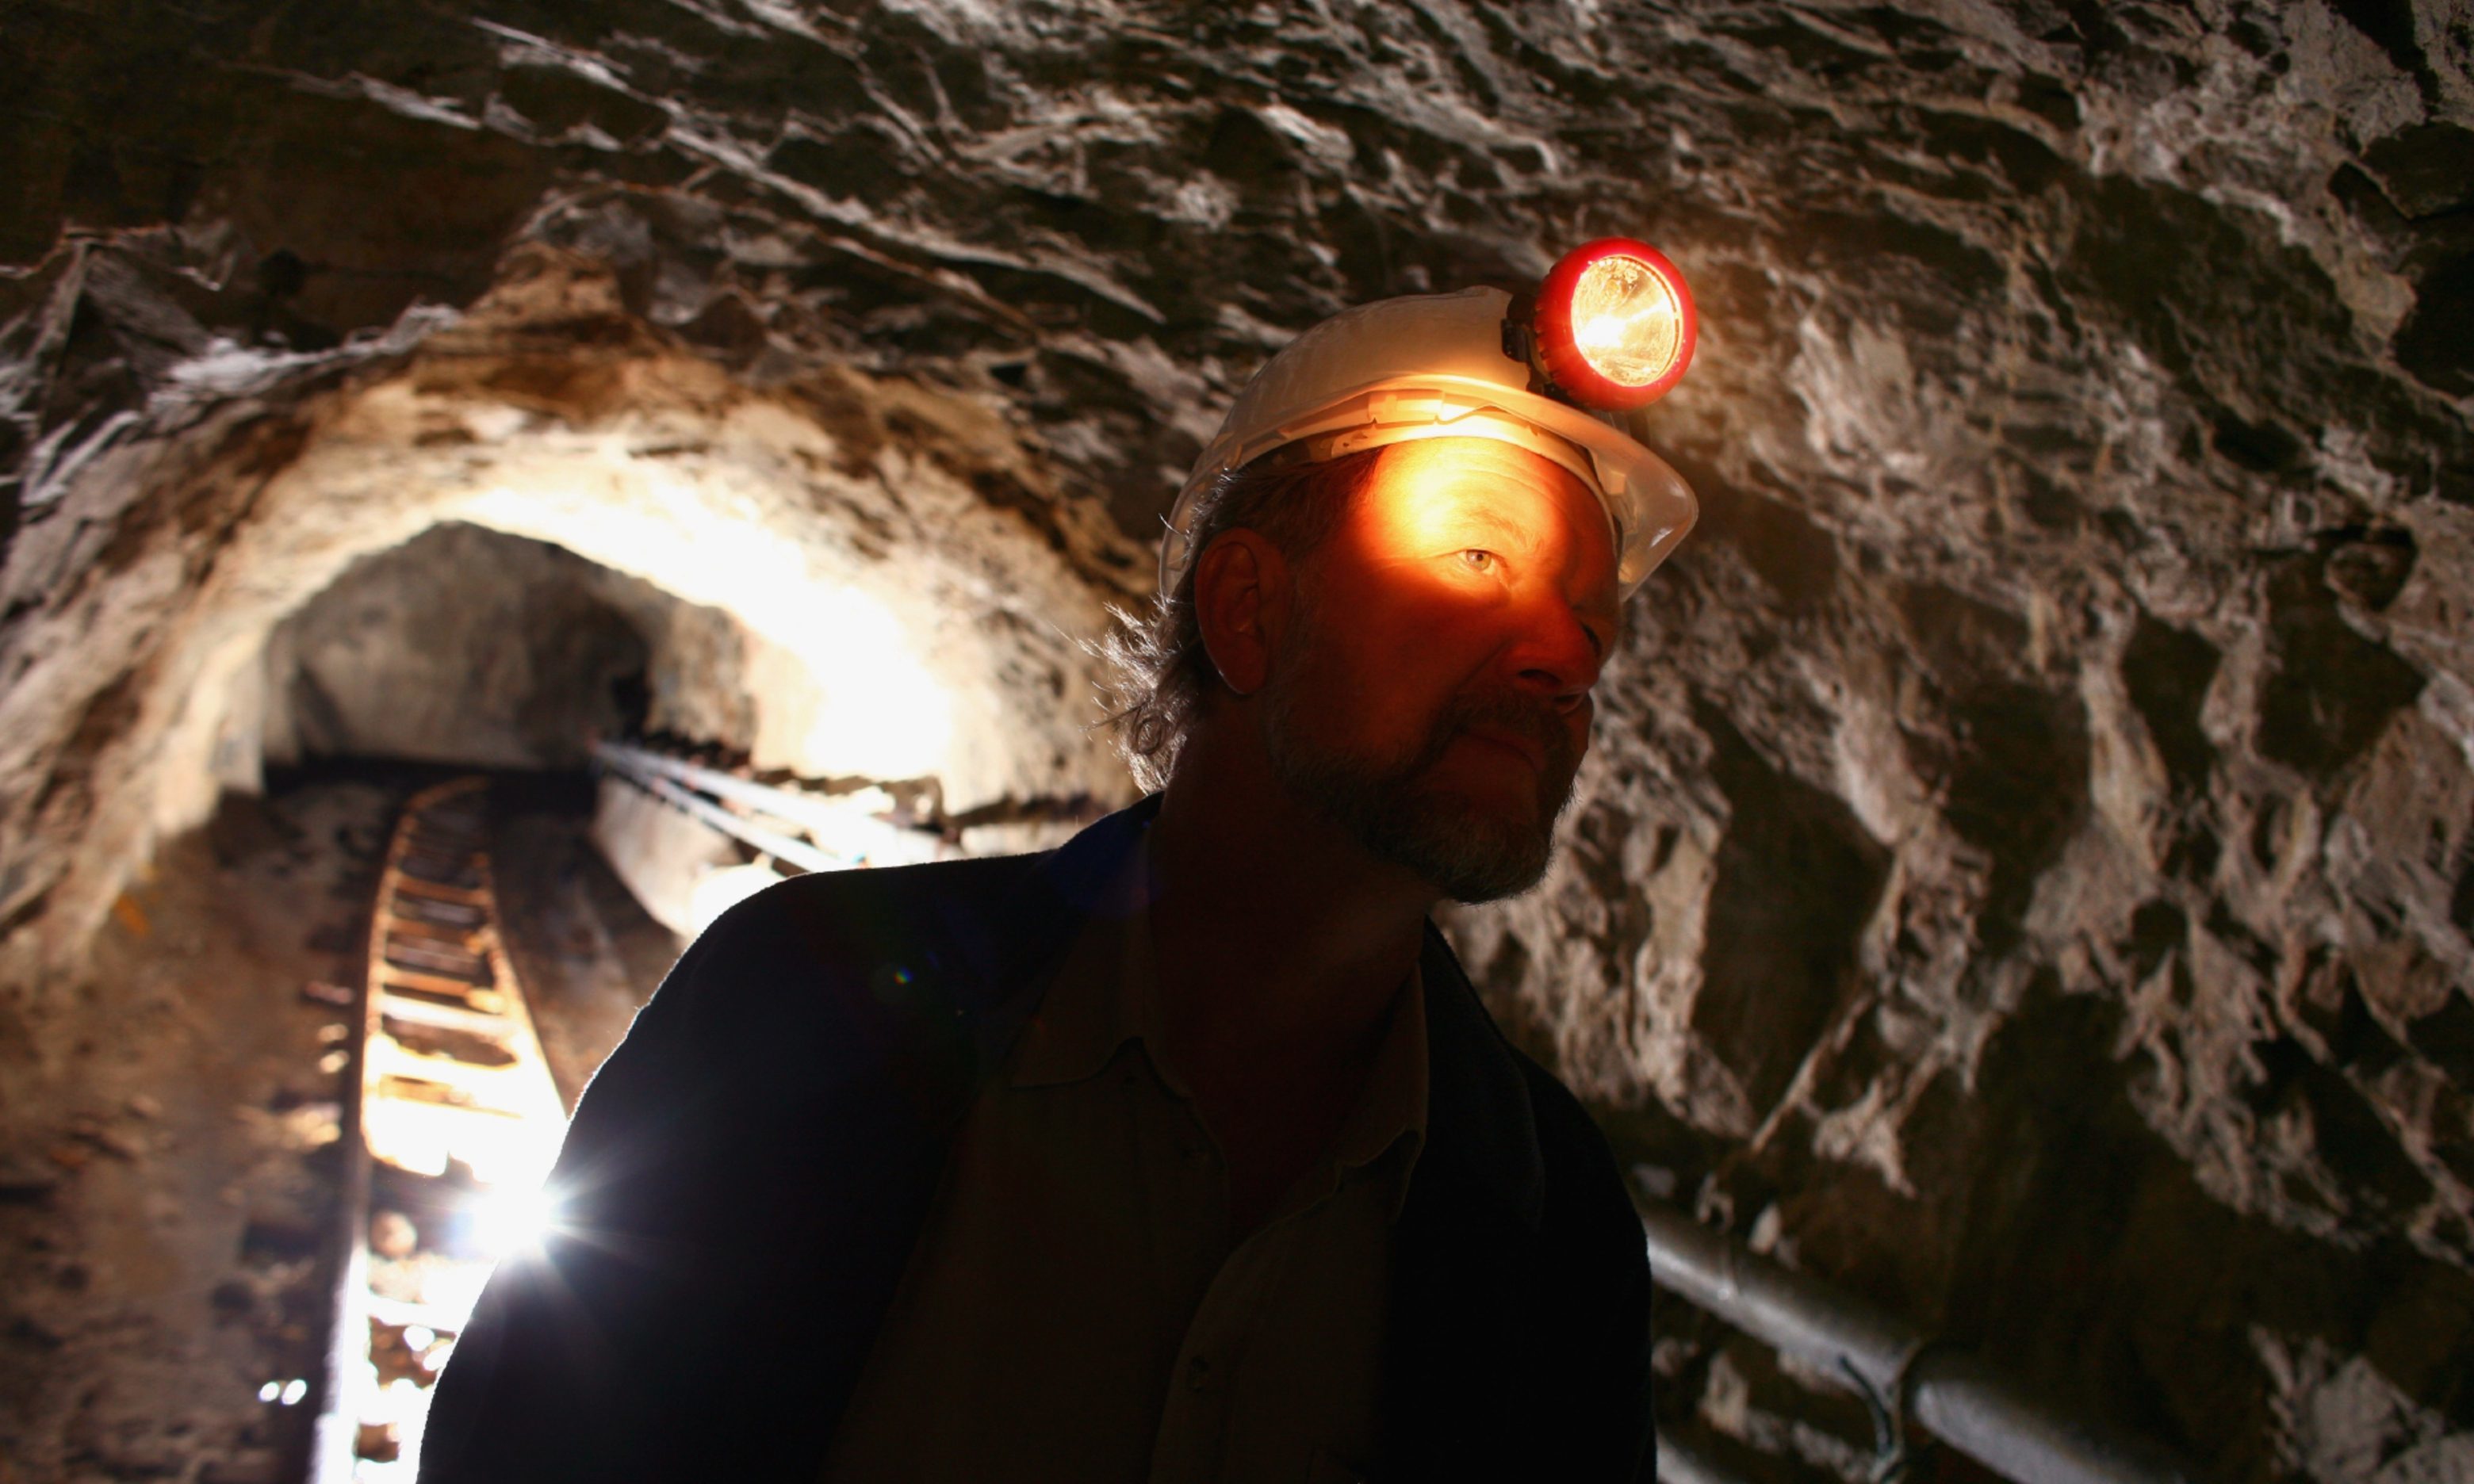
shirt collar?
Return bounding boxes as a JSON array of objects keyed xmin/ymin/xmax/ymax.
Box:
[
  {"xmin": 1009, "ymin": 828, "xmax": 1431, "ymax": 1208},
  {"xmin": 1326, "ymin": 967, "xmax": 1427, "ymax": 1176},
  {"xmin": 1410, "ymin": 920, "xmax": 1546, "ymax": 1230},
  {"xmin": 1009, "ymin": 881, "xmax": 1156, "ymax": 1090}
]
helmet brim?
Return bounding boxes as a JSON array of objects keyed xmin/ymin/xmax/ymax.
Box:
[{"xmin": 1160, "ymin": 373, "xmax": 1697, "ymax": 599}]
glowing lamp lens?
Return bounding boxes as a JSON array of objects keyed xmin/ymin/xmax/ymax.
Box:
[
  {"xmin": 1571, "ymin": 256, "xmax": 1683, "ymax": 387},
  {"xmin": 1533, "ymin": 238, "xmax": 1697, "ymax": 410}
]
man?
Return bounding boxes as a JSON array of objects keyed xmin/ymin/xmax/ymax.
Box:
[{"xmin": 419, "ymin": 271, "xmax": 1699, "ymax": 1482}]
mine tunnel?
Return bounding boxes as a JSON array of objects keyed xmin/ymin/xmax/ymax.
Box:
[{"xmin": 5, "ymin": 4, "xmax": 2474, "ymax": 1483}]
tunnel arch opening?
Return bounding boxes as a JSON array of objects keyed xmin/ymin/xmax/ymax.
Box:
[
  {"xmin": 2, "ymin": 249, "xmax": 1146, "ymax": 983},
  {"xmin": 253, "ymin": 522, "xmax": 664, "ymax": 775}
]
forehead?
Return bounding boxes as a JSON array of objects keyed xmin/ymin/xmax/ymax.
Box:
[{"xmin": 1351, "ymin": 438, "xmax": 1613, "ymax": 559}]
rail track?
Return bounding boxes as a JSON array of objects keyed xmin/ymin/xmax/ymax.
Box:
[{"xmin": 315, "ymin": 778, "xmax": 567, "ymax": 1483}]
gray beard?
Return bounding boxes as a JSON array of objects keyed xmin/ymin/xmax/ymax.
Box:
[{"xmin": 1261, "ymin": 665, "xmax": 1580, "ymax": 905}]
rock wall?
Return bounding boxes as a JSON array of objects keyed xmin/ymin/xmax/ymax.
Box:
[
  {"xmin": 252, "ymin": 522, "xmax": 695, "ymax": 771},
  {"xmin": 4, "ymin": 2, "xmax": 2472, "ymax": 1478}
]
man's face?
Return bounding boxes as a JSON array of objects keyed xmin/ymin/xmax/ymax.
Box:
[{"xmin": 1258, "ymin": 437, "xmax": 1621, "ymax": 903}]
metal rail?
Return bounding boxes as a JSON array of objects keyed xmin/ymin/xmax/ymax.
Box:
[
  {"xmin": 314, "ymin": 778, "xmax": 569, "ymax": 1482},
  {"xmin": 1641, "ymin": 1203, "xmax": 2194, "ymax": 1484}
]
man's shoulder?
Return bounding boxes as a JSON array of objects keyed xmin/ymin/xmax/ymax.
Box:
[
  {"xmin": 625, "ymin": 804, "xmax": 1156, "ymax": 1098},
  {"xmin": 676, "ymin": 848, "xmax": 1058, "ymax": 1005},
  {"xmin": 715, "ymin": 849, "xmax": 1047, "ymax": 940},
  {"xmin": 1492, "ymin": 1037, "xmax": 1647, "ymax": 1262},
  {"xmin": 1499, "ymin": 1046, "xmax": 1616, "ymax": 1176},
  {"xmin": 1412, "ymin": 931, "xmax": 1643, "ymax": 1266},
  {"xmin": 597, "ymin": 850, "xmax": 1063, "ymax": 1113},
  {"xmin": 694, "ymin": 803, "xmax": 1151, "ymax": 971}
]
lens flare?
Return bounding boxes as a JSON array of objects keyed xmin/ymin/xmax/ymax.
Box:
[{"xmin": 472, "ymin": 1182, "xmax": 563, "ymax": 1259}]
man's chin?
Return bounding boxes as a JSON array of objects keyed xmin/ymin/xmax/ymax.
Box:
[
  {"xmin": 1349, "ymin": 784, "xmax": 1559, "ymax": 905},
  {"xmin": 1263, "ymin": 707, "xmax": 1573, "ymax": 903}
]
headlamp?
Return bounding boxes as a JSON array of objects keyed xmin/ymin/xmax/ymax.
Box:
[
  {"xmin": 1520, "ymin": 237, "xmax": 1697, "ymax": 411},
  {"xmin": 1164, "ymin": 250, "xmax": 1704, "ymax": 601}
]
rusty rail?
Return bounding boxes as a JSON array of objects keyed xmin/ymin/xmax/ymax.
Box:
[{"xmin": 312, "ymin": 778, "xmax": 568, "ymax": 1482}]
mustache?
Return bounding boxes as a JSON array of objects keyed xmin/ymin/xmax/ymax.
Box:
[{"xmin": 1417, "ymin": 690, "xmax": 1582, "ymax": 780}]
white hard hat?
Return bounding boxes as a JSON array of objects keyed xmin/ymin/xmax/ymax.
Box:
[{"xmin": 1161, "ymin": 285, "xmax": 1698, "ymax": 599}]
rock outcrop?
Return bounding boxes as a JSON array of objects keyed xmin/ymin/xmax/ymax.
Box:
[{"xmin": 3, "ymin": 2, "xmax": 2471, "ymax": 1477}]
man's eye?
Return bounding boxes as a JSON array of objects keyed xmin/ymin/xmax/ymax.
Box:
[{"xmin": 1457, "ymin": 549, "xmax": 1498, "ymax": 572}]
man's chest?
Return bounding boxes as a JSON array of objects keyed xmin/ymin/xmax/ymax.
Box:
[{"xmin": 815, "ymin": 1043, "xmax": 1400, "ymax": 1484}]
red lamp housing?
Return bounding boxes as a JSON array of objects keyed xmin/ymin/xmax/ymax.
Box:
[{"xmin": 1530, "ymin": 237, "xmax": 1698, "ymax": 411}]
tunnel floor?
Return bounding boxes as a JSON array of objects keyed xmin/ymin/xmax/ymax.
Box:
[{"xmin": 0, "ymin": 762, "xmax": 684, "ymax": 1482}]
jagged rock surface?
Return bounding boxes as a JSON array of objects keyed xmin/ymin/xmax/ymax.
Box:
[{"xmin": 4, "ymin": 2, "xmax": 2473, "ymax": 1478}]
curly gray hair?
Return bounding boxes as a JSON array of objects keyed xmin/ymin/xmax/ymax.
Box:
[{"xmin": 1097, "ymin": 448, "xmax": 1385, "ymax": 791}]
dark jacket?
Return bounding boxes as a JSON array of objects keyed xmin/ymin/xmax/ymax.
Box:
[{"xmin": 418, "ymin": 797, "xmax": 1654, "ymax": 1482}]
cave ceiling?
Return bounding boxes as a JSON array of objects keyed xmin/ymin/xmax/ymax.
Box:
[{"xmin": 3, "ymin": 2, "xmax": 2474, "ymax": 1477}]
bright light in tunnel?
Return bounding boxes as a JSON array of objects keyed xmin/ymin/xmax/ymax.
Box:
[
  {"xmin": 690, "ymin": 861, "xmax": 791, "ymax": 935},
  {"xmin": 419, "ymin": 1264, "xmax": 494, "ymax": 1336},
  {"xmin": 472, "ymin": 1181, "xmax": 564, "ymax": 1260},
  {"xmin": 791, "ymin": 587, "xmax": 954, "ymax": 778},
  {"xmin": 459, "ymin": 472, "xmax": 955, "ymax": 781},
  {"xmin": 362, "ymin": 1065, "xmax": 563, "ymax": 1187}
]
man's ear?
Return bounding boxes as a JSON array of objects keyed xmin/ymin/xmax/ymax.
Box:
[{"xmin": 1192, "ymin": 530, "xmax": 1290, "ymax": 697}]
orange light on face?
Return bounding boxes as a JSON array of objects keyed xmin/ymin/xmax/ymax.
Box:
[
  {"xmin": 1532, "ymin": 238, "xmax": 1697, "ymax": 411},
  {"xmin": 1354, "ymin": 439, "xmax": 1517, "ymax": 568},
  {"xmin": 1350, "ymin": 438, "xmax": 1621, "ymax": 612}
]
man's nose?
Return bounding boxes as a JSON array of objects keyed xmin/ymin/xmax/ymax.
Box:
[{"xmin": 1507, "ymin": 602, "xmax": 1604, "ymax": 714}]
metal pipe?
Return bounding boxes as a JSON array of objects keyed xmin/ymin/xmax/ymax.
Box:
[
  {"xmin": 1640, "ymin": 1203, "xmax": 2193, "ymax": 1484},
  {"xmin": 592, "ymin": 743, "xmax": 849, "ymax": 874},
  {"xmin": 1654, "ymin": 1431, "xmax": 1753, "ymax": 1484},
  {"xmin": 638, "ymin": 772, "xmax": 846, "ymax": 876},
  {"xmin": 594, "ymin": 740, "xmax": 865, "ymax": 841}
]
